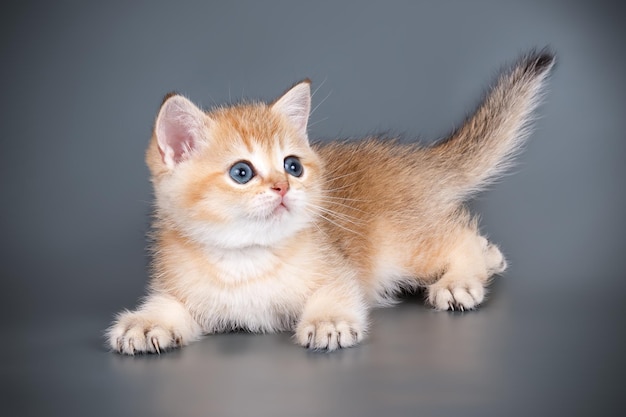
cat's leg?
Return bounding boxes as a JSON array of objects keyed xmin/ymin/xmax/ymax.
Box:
[
  {"xmin": 106, "ymin": 293, "xmax": 202, "ymax": 355},
  {"xmin": 294, "ymin": 280, "xmax": 368, "ymax": 351},
  {"xmin": 427, "ymin": 231, "xmax": 507, "ymax": 311},
  {"xmin": 483, "ymin": 236, "xmax": 508, "ymax": 276}
]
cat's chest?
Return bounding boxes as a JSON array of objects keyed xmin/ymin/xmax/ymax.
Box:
[
  {"xmin": 211, "ymin": 246, "xmax": 282, "ymax": 283},
  {"xmin": 181, "ymin": 246, "xmax": 315, "ymax": 333}
]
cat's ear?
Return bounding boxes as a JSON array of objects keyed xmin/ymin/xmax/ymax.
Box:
[
  {"xmin": 271, "ymin": 79, "xmax": 311, "ymax": 138},
  {"xmin": 155, "ymin": 94, "xmax": 207, "ymax": 169}
]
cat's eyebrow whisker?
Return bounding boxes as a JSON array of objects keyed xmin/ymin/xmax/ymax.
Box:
[
  {"xmin": 308, "ymin": 117, "xmax": 328, "ymax": 128},
  {"xmin": 310, "ymin": 90, "xmax": 332, "ymax": 118},
  {"xmin": 311, "ymin": 77, "xmax": 327, "ymax": 99}
]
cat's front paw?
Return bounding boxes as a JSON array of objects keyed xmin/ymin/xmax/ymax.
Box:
[
  {"xmin": 107, "ymin": 311, "xmax": 187, "ymax": 355},
  {"xmin": 107, "ymin": 295, "xmax": 202, "ymax": 355},
  {"xmin": 295, "ymin": 318, "xmax": 365, "ymax": 351}
]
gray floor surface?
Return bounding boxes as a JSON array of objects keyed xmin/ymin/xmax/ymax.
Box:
[{"xmin": 6, "ymin": 283, "xmax": 626, "ymax": 417}]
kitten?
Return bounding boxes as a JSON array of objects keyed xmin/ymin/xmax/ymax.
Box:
[{"xmin": 107, "ymin": 50, "xmax": 555, "ymax": 354}]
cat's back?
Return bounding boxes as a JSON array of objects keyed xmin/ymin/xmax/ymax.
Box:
[{"xmin": 313, "ymin": 138, "xmax": 441, "ymax": 216}]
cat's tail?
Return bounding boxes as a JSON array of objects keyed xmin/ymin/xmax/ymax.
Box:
[{"xmin": 428, "ymin": 49, "xmax": 555, "ymax": 202}]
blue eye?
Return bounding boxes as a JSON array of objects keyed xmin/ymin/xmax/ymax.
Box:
[
  {"xmin": 229, "ymin": 161, "xmax": 255, "ymax": 184},
  {"xmin": 284, "ymin": 156, "xmax": 303, "ymax": 177}
]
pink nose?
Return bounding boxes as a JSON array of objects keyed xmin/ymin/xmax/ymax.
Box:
[{"xmin": 271, "ymin": 181, "xmax": 289, "ymax": 197}]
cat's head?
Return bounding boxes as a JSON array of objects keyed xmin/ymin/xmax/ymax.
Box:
[{"xmin": 146, "ymin": 80, "xmax": 323, "ymax": 249}]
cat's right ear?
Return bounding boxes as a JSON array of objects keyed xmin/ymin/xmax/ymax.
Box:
[
  {"xmin": 155, "ymin": 94, "xmax": 207, "ymax": 169},
  {"xmin": 271, "ymin": 80, "xmax": 311, "ymax": 139}
]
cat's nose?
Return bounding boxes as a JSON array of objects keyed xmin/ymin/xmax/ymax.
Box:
[{"xmin": 271, "ymin": 181, "xmax": 289, "ymax": 197}]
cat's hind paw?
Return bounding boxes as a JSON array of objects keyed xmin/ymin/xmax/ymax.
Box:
[
  {"xmin": 295, "ymin": 318, "xmax": 365, "ymax": 351},
  {"xmin": 427, "ymin": 280, "xmax": 485, "ymax": 311}
]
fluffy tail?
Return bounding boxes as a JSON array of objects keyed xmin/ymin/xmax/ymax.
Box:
[{"xmin": 429, "ymin": 49, "xmax": 555, "ymax": 201}]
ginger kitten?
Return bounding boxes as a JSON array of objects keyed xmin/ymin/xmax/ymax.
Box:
[{"xmin": 107, "ymin": 50, "xmax": 555, "ymax": 354}]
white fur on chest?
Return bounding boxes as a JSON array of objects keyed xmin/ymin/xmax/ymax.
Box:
[{"xmin": 177, "ymin": 245, "xmax": 315, "ymax": 333}]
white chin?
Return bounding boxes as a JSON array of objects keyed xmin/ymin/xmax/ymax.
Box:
[
  {"xmin": 187, "ymin": 210, "xmax": 310, "ymax": 249},
  {"xmin": 271, "ymin": 204, "xmax": 288, "ymax": 217}
]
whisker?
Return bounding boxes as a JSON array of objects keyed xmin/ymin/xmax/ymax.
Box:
[
  {"xmin": 308, "ymin": 117, "xmax": 328, "ymax": 128},
  {"xmin": 311, "ymin": 77, "xmax": 327, "ymax": 99},
  {"xmin": 323, "ymin": 166, "xmax": 369, "ymax": 182},
  {"xmin": 318, "ymin": 195, "xmax": 372, "ymax": 203},
  {"xmin": 307, "ymin": 202, "xmax": 362, "ymax": 221},
  {"xmin": 317, "ymin": 211, "xmax": 364, "ymax": 227},
  {"xmin": 320, "ymin": 156, "xmax": 359, "ymax": 178},
  {"xmin": 308, "ymin": 204, "xmax": 365, "ymax": 226},
  {"xmin": 323, "ymin": 182, "xmax": 361, "ymax": 193},
  {"xmin": 311, "ymin": 206, "xmax": 362, "ymax": 223},
  {"xmin": 315, "ymin": 198, "xmax": 370, "ymax": 214},
  {"xmin": 306, "ymin": 208, "xmax": 365, "ymax": 238},
  {"xmin": 310, "ymin": 218, "xmax": 330, "ymax": 239},
  {"xmin": 310, "ymin": 90, "xmax": 332, "ymax": 118}
]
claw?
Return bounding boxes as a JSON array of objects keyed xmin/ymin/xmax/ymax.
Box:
[
  {"xmin": 174, "ymin": 335, "xmax": 182, "ymax": 347},
  {"xmin": 116, "ymin": 337, "xmax": 123, "ymax": 353},
  {"xmin": 128, "ymin": 339, "xmax": 136, "ymax": 356},
  {"xmin": 151, "ymin": 337, "xmax": 161, "ymax": 355},
  {"xmin": 351, "ymin": 330, "xmax": 359, "ymax": 342},
  {"xmin": 306, "ymin": 332, "xmax": 313, "ymax": 349}
]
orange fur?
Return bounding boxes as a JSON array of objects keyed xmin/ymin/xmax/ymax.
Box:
[{"xmin": 107, "ymin": 50, "xmax": 554, "ymax": 354}]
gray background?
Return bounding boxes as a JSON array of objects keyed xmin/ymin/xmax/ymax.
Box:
[{"xmin": 2, "ymin": 1, "xmax": 625, "ymax": 416}]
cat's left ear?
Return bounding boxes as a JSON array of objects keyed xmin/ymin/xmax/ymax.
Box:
[
  {"xmin": 155, "ymin": 94, "xmax": 207, "ymax": 169},
  {"xmin": 271, "ymin": 79, "xmax": 311, "ymax": 138}
]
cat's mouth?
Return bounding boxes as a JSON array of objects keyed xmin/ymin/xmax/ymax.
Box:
[
  {"xmin": 273, "ymin": 201, "xmax": 289, "ymax": 216},
  {"xmin": 255, "ymin": 196, "xmax": 292, "ymax": 220}
]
